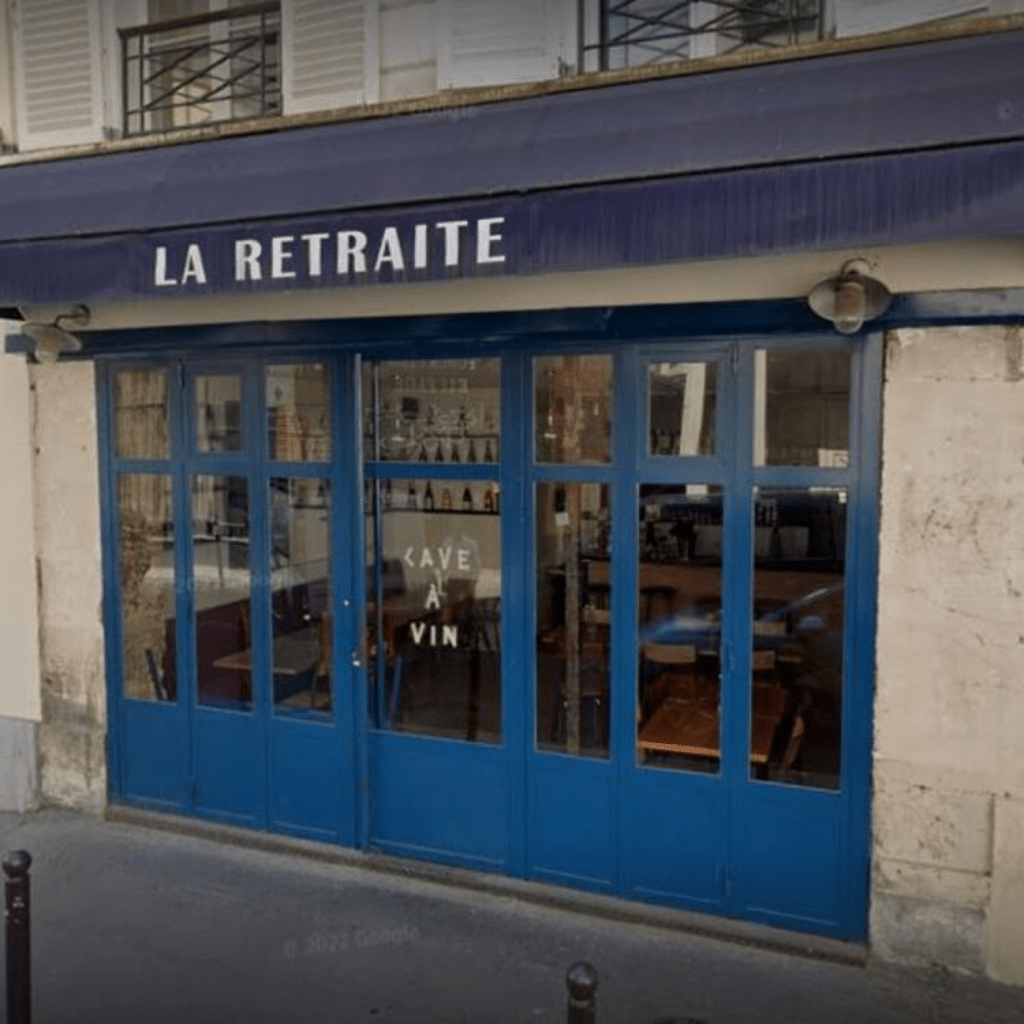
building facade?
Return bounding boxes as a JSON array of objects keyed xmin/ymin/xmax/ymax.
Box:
[{"xmin": 1, "ymin": 0, "xmax": 1023, "ymax": 985}]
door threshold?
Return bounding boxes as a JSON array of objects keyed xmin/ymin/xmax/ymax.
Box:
[{"xmin": 106, "ymin": 804, "xmax": 866, "ymax": 967}]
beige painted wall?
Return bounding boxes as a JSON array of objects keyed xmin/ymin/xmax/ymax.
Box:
[
  {"xmin": 22, "ymin": 237, "xmax": 1024, "ymax": 333},
  {"xmin": 0, "ymin": 327, "xmax": 41, "ymax": 723},
  {"xmin": 874, "ymin": 325, "xmax": 1024, "ymax": 984},
  {"xmin": 31, "ymin": 360, "xmax": 107, "ymax": 811}
]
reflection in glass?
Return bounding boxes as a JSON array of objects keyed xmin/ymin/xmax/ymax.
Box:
[
  {"xmin": 196, "ymin": 374, "xmax": 243, "ymax": 452},
  {"xmin": 118, "ymin": 474, "xmax": 175, "ymax": 701},
  {"xmin": 535, "ymin": 355, "xmax": 612, "ymax": 464},
  {"xmin": 751, "ymin": 487, "xmax": 845, "ymax": 790},
  {"xmin": 192, "ymin": 475, "xmax": 251, "ymax": 710},
  {"xmin": 266, "ymin": 364, "xmax": 331, "ymax": 462},
  {"xmin": 754, "ymin": 349, "xmax": 850, "ymax": 466},
  {"xmin": 371, "ymin": 479, "xmax": 501, "ymax": 742},
  {"xmin": 648, "ymin": 362, "xmax": 716, "ymax": 457},
  {"xmin": 361, "ymin": 361, "xmax": 376, "ymax": 462},
  {"xmin": 115, "ymin": 370, "xmax": 170, "ymax": 460},
  {"xmin": 367, "ymin": 359, "xmax": 500, "ymax": 463},
  {"xmin": 270, "ymin": 478, "xmax": 331, "ymax": 715},
  {"xmin": 536, "ymin": 483, "xmax": 611, "ymax": 758},
  {"xmin": 637, "ymin": 484, "xmax": 722, "ymax": 774}
]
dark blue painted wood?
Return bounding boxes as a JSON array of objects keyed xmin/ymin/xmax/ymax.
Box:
[
  {"xmin": 6, "ymin": 135, "xmax": 1024, "ymax": 304},
  {"xmin": 529, "ymin": 757, "xmax": 617, "ymax": 889},
  {"xmin": 101, "ymin": 316, "xmax": 879, "ymax": 940},
  {"xmin": 523, "ymin": 345, "xmax": 620, "ymax": 891},
  {"xmin": 368, "ymin": 732, "xmax": 510, "ymax": 867},
  {"xmin": 2, "ymin": 29, "xmax": 1022, "ymax": 244}
]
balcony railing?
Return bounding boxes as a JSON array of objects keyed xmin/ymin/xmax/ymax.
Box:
[
  {"xmin": 120, "ymin": 2, "xmax": 281, "ymax": 137},
  {"xmin": 583, "ymin": 0, "xmax": 824, "ymax": 71}
]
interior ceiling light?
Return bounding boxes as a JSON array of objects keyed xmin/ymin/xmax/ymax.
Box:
[
  {"xmin": 807, "ymin": 259, "xmax": 892, "ymax": 335},
  {"xmin": 21, "ymin": 304, "xmax": 90, "ymax": 364}
]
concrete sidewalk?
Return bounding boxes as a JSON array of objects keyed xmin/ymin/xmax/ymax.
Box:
[{"xmin": 0, "ymin": 809, "xmax": 1019, "ymax": 1024}]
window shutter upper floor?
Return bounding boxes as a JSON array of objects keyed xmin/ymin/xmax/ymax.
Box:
[
  {"xmin": 281, "ymin": 0, "xmax": 379, "ymax": 115},
  {"xmin": 436, "ymin": 0, "xmax": 570, "ymax": 90},
  {"xmin": 12, "ymin": 0, "xmax": 105, "ymax": 150}
]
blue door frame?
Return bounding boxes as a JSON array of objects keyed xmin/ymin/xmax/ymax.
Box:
[
  {"xmin": 100, "ymin": 354, "xmax": 360, "ymax": 843},
  {"xmin": 100, "ymin": 318, "xmax": 880, "ymax": 941}
]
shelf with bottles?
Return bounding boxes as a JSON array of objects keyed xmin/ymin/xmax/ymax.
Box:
[{"xmin": 378, "ymin": 479, "xmax": 500, "ymax": 515}]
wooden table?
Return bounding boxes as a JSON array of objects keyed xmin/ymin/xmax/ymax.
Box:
[
  {"xmin": 638, "ymin": 682, "xmax": 786, "ymax": 765},
  {"xmin": 213, "ymin": 626, "xmax": 321, "ymax": 677}
]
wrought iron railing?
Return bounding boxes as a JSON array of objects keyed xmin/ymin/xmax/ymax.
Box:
[
  {"xmin": 120, "ymin": 2, "xmax": 281, "ymax": 137},
  {"xmin": 582, "ymin": 0, "xmax": 824, "ymax": 71}
]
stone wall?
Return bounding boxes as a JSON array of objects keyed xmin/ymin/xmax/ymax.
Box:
[
  {"xmin": 873, "ymin": 325, "xmax": 1024, "ymax": 984},
  {"xmin": 31, "ymin": 360, "xmax": 106, "ymax": 812}
]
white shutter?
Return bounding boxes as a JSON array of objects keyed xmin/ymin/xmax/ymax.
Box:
[
  {"xmin": 12, "ymin": 0, "xmax": 105, "ymax": 150},
  {"xmin": 281, "ymin": 0, "xmax": 379, "ymax": 115},
  {"xmin": 436, "ymin": 0, "xmax": 568, "ymax": 90},
  {"xmin": 835, "ymin": 0, "xmax": 987, "ymax": 37}
]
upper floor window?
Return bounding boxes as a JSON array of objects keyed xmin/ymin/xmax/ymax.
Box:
[
  {"xmin": 582, "ymin": 0, "xmax": 824, "ymax": 70},
  {"xmin": 122, "ymin": 1, "xmax": 282, "ymax": 136}
]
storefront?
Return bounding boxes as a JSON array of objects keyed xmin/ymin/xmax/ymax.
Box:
[
  {"xmin": 87, "ymin": 315, "xmax": 877, "ymax": 942},
  {"xmin": 5, "ymin": 24, "xmax": 1024, "ymax": 960}
]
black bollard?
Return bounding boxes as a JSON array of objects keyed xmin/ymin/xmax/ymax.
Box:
[
  {"xmin": 4, "ymin": 851, "xmax": 32, "ymax": 1024},
  {"xmin": 566, "ymin": 960, "xmax": 598, "ymax": 1024}
]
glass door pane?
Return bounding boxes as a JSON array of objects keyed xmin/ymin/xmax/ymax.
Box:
[
  {"xmin": 637, "ymin": 484, "xmax": 723, "ymax": 774},
  {"xmin": 117, "ymin": 474, "xmax": 176, "ymax": 701},
  {"xmin": 270, "ymin": 478, "xmax": 332, "ymax": 715},
  {"xmin": 192, "ymin": 474, "xmax": 252, "ymax": 710},
  {"xmin": 196, "ymin": 374, "xmax": 244, "ymax": 452},
  {"xmin": 648, "ymin": 361, "xmax": 717, "ymax": 457},
  {"xmin": 754, "ymin": 348, "xmax": 850, "ymax": 467},
  {"xmin": 750, "ymin": 487, "xmax": 846, "ymax": 789},
  {"xmin": 375, "ymin": 478, "xmax": 502, "ymax": 742},
  {"xmin": 534, "ymin": 355, "xmax": 613, "ymax": 464},
  {"xmin": 536, "ymin": 482, "xmax": 611, "ymax": 758}
]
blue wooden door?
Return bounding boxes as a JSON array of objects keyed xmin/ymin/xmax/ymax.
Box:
[
  {"xmin": 616, "ymin": 339, "xmax": 874, "ymax": 939},
  {"xmin": 104, "ymin": 357, "xmax": 358, "ymax": 843},
  {"xmin": 360, "ymin": 355, "xmax": 521, "ymax": 870}
]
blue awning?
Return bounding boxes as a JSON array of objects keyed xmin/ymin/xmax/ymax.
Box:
[{"xmin": 1, "ymin": 28, "xmax": 1023, "ymax": 306}]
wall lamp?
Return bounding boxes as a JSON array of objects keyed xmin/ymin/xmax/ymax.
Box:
[
  {"xmin": 20, "ymin": 304, "xmax": 90, "ymax": 363},
  {"xmin": 807, "ymin": 259, "xmax": 891, "ymax": 335}
]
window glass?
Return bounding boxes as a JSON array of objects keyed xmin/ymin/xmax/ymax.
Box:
[
  {"xmin": 371, "ymin": 479, "xmax": 501, "ymax": 742},
  {"xmin": 367, "ymin": 360, "xmax": 500, "ymax": 464},
  {"xmin": 115, "ymin": 369, "xmax": 170, "ymax": 460},
  {"xmin": 536, "ymin": 483, "xmax": 611, "ymax": 758},
  {"xmin": 118, "ymin": 474, "xmax": 176, "ymax": 701},
  {"xmin": 535, "ymin": 355, "xmax": 612, "ymax": 464},
  {"xmin": 266, "ymin": 364, "xmax": 330, "ymax": 462},
  {"xmin": 750, "ymin": 487, "xmax": 846, "ymax": 790},
  {"xmin": 192, "ymin": 474, "xmax": 251, "ymax": 710},
  {"xmin": 637, "ymin": 484, "xmax": 722, "ymax": 774},
  {"xmin": 648, "ymin": 361, "xmax": 716, "ymax": 457},
  {"xmin": 270, "ymin": 478, "xmax": 331, "ymax": 716},
  {"xmin": 754, "ymin": 349, "xmax": 850, "ymax": 467},
  {"xmin": 196, "ymin": 374, "xmax": 243, "ymax": 452}
]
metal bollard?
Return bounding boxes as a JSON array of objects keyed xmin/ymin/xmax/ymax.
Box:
[
  {"xmin": 566, "ymin": 960, "xmax": 598, "ymax": 1024},
  {"xmin": 4, "ymin": 851, "xmax": 32, "ymax": 1024}
]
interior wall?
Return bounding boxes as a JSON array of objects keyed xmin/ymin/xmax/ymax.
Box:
[{"xmin": 874, "ymin": 324, "xmax": 1024, "ymax": 983}]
